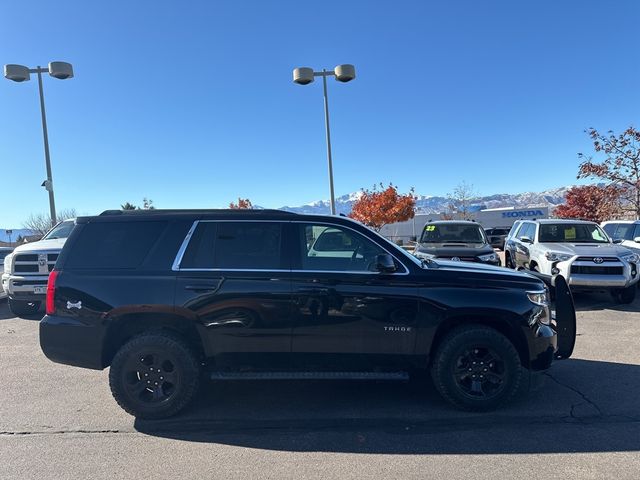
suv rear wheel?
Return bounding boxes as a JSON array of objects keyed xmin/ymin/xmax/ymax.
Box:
[
  {"xmin": 431, "ymin": 325, "xmax": 522, "ymax": 411},
  {"xmin": 8, "ymin": 299, "xmax": 41, "ymax": 317},
  {"xmin": 109, "ymin": 332, "xmax": 201, "ymax": 419}
]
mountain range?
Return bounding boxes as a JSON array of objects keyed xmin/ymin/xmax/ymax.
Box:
[{"xmin": 278, "ymin": 186, "xmax": 571, "ymax": 215}]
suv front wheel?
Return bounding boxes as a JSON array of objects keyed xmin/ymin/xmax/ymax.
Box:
[
  {"xmin": 611, "ymin": 285, "xmax": 637, "ymax": 305},
  {"xmin": 431, "ymin": 325, "xmax": 522, "ymax": 411},
  {"xmin": 8, "ymin": 299, "xmax": 41, "ymax": 317},
  {"xmin": 109, "ymin": 332, "xmax": 201, "ymax": 419}
]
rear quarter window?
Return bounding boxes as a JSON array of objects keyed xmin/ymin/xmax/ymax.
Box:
[{"xmin": 64, "ymin": 221, "xmax": 168, "ymax": 270}]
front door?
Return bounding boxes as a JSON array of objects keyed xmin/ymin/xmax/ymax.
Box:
[
  {"xmin": 289, "ymin": 222, "xmax": 419, "ymax": 371},
  {"xmin": 174, "ymin": 220, "xmax": 292, "ymax": 369}
]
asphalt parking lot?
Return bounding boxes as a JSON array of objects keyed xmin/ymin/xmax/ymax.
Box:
[{"xmin": 1, "ymin": 292, "xmax": 639, "ymax": 480}]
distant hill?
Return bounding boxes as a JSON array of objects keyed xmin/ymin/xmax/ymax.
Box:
[{"xmin": 278, "ymin": 186, "xmax": 571, "ymax": 215}]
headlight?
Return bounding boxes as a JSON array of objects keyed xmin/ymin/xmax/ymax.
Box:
[
  {"xmin": 414, "ymin": 251, "xmax": 435, "ymax": 260},
  {"xmin": 478, "ymin": 252, "xmax": 499, "ymax": 262},
  {"xmin": 527, "ymin": 289, "xmax": 550, "ymax": 326},
  {"xmin": 527, "ymin": 290, "xmax": 549, "ymax": 306},
  {"xmin": 545, "ymin": 251, "xmax": 573, "ymax": 262},
  {"xmin": 621, "ymin": 252, "xmax": 639, "ymax": 263},
  {"xmin": 3, "ymin": 254, "xmax": 12, "ymax": 273}
]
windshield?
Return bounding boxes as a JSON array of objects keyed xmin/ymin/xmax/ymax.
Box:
[
  {"xmin": 42, "ymin": 220, "xmax": 75, "ymax": 240},
  {"xmin": 538, "ymin": 223, "xmax": 610, "ymax": 243},
  {"xmin": 420, "ymin": 223, "xmax": 486, "ymax": 244}
]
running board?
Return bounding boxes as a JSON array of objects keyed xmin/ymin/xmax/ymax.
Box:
[{"xmin": 210, "ymin": 371, "xmax": 410, "ymax": 381}]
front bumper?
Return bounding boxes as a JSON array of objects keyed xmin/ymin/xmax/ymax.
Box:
[
  {"xmin": 553, "ymin": 258, "xmax": 639, "ymax": 289},
  {"xmin": 2, "ymin": 273, "xmax": 49, "ymax": 301},
  {"xmin": 40, "ymin": 314, "xmax": 105, "ymax": 370}
]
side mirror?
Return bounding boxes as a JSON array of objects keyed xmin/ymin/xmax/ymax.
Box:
[
  {"xmin": 634, "ymin": 237, "xmax": 640, "ymax": 243},
  {"xmin": 612, "ymin": 239, "xmax": 623, "ymax": 244},
  {"xmin": 375, "ymin": 254, "xmax": 397, "ymax": 273},
  {"xmin": 521, "ymin": 236, "xmax": 532, "ymax": 244}
]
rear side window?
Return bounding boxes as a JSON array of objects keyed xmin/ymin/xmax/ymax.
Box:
[
  {"xmin": 180, "ymin": 221, "xmax": 283, "ymax": 270},
  {"xmin": 65, "ymin": 221, "xmax": 167, "ymax": 270}
]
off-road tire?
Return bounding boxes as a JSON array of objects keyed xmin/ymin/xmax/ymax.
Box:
[
  {"xmin": 109, "ymin": 331, "xmax": 201, "ymax": 419},
  {"xmin": 431, "ymin": 325, "xmax": 522, "ymax": 411}
]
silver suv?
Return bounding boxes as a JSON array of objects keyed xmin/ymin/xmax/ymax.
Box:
[
  {"xmin": 2, "ymin": 219, "xmax": 74, "ymax": 316},
  {"xmin": 505, "ymin": 219, "xmax": 639, "ymax": 303}
]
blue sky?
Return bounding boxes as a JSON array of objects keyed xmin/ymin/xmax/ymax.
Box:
[{"xmin": 1, "ymin": 0, "xmax": 639, "ymax": 226}]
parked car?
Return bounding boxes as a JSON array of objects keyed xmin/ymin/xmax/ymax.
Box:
[
  {"xmin": 504, "ymin": 219, "xmax": 639, "ymax": 303},
  {"xmin": 40, "ymin": 209, "xmax": 575, "ymax": 418},
  {"xmin": 601, "ymin": 220, "xmax": 640, "ymax": 254},
  {"xmin": 484, "ymin": 227, "xmax": 510, "ymax": 250},
  {"xmin": 413, "ymin": 220, "xmax": 501, "ymax": 266},
  {"xmin": 0, "ymin": 247, "xmax": 14, "ymax": 300},
  {"xmin": 2, "ymin": 219, "xmax": 75, "ymax": 315}
]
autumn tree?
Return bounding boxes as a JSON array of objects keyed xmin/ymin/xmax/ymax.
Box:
[
  {"xmin": 349, "ymin": 184, "xmax": 416, "ymax": 231},
  {"xmin": 446, "ymin": 181, "xmax": 478, "ymax": 220},
  {"xmin": 120, "ymin": 198, "xmax": 155, "ymax": 210},
  {"xmin": 23, "ymin": 208, "xmax": 78, "ymax": 237},
  {"xmin": 229, "ymin": 198, "xmax": 253, "ymax": 209},
  {"xmin": 554, "ymin": 185, "xmax": 621, "ymax": 223},
  {"xmin": 578, "ymin": 127, "xmax": 640, "ymax": 219}
]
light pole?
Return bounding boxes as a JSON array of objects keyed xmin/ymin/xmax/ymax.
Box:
[
  {"xmin": 4, "ymin": 61, "xmax": 74, "ymax": 227},
  {"xmin": 293, "ymin": 64, "xmax": 356, "ymax": 215}
]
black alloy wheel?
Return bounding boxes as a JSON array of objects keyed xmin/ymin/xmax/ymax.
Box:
[
  {"xmin": 109, "ymin": 332, "xmax": 200, "ymax": 419},
  {"xmin": 431, "ymin": 326, "xmax": 522, "ymax": 411}
]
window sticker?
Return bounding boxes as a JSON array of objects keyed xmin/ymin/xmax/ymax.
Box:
[
  {"xmin": 564, "ymin": 227, "xmax": 576, "ymax": 240},
  {"xmin": 425, "ymin": 225, "xmax": 436, "ymax": 232}
]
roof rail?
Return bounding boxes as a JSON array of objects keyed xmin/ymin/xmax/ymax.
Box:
[{"xmin": 98, "ymin": 209, "xmax": 298, "ymax": 216}]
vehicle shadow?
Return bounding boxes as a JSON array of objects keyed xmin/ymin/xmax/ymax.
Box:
[
  {"xmin": 573, "ymin": 290, "xmax": 640, "ymax": 312},
  {"xmin": 0, "ymin": 301, "xmax": 43, "ymax": 321},
  {"xmin": 135, "ymin": 358, "xmax": 640, "ymax": 454}
]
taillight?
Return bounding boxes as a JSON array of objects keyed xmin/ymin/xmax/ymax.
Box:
[{"xmin": 46, "ymin": 270, "xmax": 59, "ymax": 315}]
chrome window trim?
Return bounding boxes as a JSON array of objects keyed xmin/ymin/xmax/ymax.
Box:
[{"xmin": 171, "ymin": 219, "xmax": 410, "ymax": 275}]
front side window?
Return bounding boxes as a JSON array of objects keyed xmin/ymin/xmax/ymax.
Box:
[
  {"xmin": 516, "ymin": 223, "xmax": 534, "ymax": 241},
  {"xmin": 538, "ymin": 223, "xmax": 609, "ymax": 243},
  {"xmin": 608, "ymin": 223, "xmax": 635, "ymax": 241},
  {"xmin": 299, "ymin": 224, "xmax": 387, "ymax": 272},
  {"xmin": 181, "ymin": 221, "xmax": 282, "ymax": 270}
]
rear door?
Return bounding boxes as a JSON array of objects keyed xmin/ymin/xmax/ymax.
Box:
[
  {"xmin": 289, "ymin": 222, "xmax": 419, "ymax": 371},
  {"xmin": 174, "ymin": 220, "xmax": 293, "ymax": 369}
]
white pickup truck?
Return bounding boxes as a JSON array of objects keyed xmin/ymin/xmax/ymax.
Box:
[{"xmin": 2, "ymin": 220, "xmax": 74, "ymax": 316}]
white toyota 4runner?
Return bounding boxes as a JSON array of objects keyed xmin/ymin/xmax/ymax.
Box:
[
  {"xmin": 505, "ymin": 219, "xmax": 639, "ymax": 304},
  {"xmin": 2, "ymin": 219, "xmax": 74, "ymax": 316}
]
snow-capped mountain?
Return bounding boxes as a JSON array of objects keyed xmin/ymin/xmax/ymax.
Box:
[{"xmin": 279, "ymin": 186, "xmax": 571, "ymax": 215}]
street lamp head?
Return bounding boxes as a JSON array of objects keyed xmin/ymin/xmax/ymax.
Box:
[
  {"xmin": 48, "ymin": 61, "xmax": 73, "ymax": 80},
  {"xmin": 334, "ymin": 64, "xmax": 355, "ymax": 82},
  {"xmin": 4, "ymin": 64, "xmax": 30, "ymax": 82},
  {"xmin": 293, "ymin": 67, "xmax": 314, "ymax": 85}
]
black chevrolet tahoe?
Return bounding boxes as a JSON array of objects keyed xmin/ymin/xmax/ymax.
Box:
[{"xmin": 40, "ymin": 210, "xmax": 576, "ymax": 419}]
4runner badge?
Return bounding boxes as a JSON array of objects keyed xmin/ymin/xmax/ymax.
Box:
[{"xmin": 67, "ymin": 300, "xmax": 82, "ymax": 310}]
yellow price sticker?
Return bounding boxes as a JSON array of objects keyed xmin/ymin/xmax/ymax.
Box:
[
  {"xmin": 425, "ymin": 225, "xmax": 436, "ymax": 231},
  {"xmin": 564, "ymin": 227, "xmax": 576, "ymax": 240}
]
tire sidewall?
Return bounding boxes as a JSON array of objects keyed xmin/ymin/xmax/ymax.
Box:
[
  {"xmin": 432, "ymin": 327, "xmax": 522, "ymax": 411},
  {"xmin": 109, "ymin": 333, "xmax": 200, "ymax": 419}
]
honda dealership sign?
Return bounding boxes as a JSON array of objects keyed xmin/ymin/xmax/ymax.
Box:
[{"xmin": 501, "ymin": 209, "xmax": 545, "ymax": 218}]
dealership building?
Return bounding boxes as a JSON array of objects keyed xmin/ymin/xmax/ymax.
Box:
[{"xmin": 380, "ymin": 206, "xmax": 550, "ymax": 244}]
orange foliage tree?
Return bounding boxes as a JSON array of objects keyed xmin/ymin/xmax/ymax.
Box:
[
  {"xmin": 229, "ymin": 198, "xmax": 253, "ymax": 209},
  {"xmin": 349, "ymin": 184, "xmax": 416, "ymax": 231},
  {"xmin": 578, "ymin": 127, "xmax": 640, "ymax": 218},
  {"xmin": 554, "ymin": 185, "xmax": 620, "ymax": 223}
]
